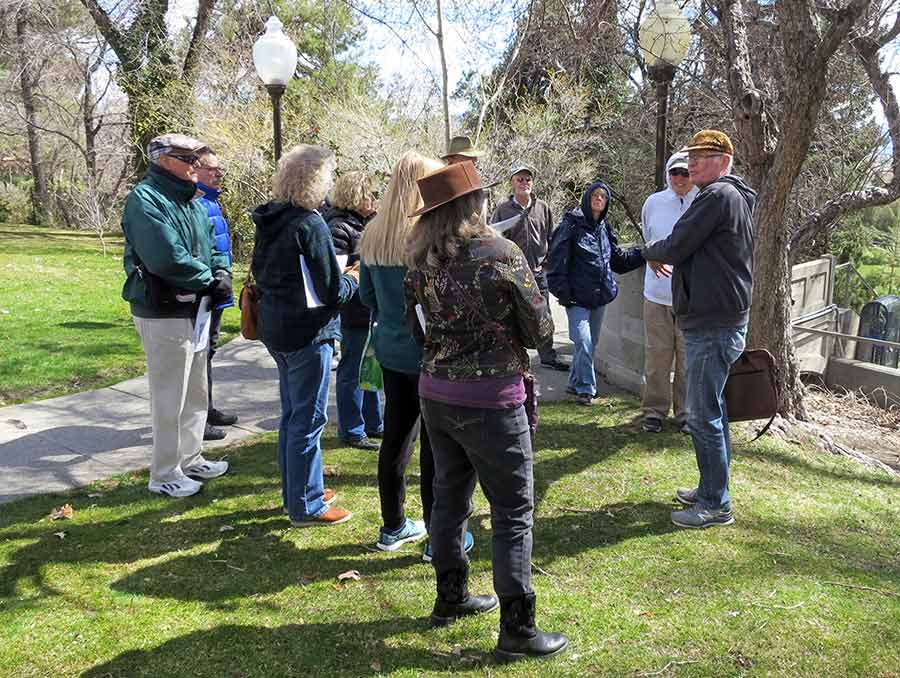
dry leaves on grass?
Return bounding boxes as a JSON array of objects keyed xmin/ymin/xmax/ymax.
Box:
[
  {"xmin": 337, "ymin": 570, "xmax": 361, "ymax": 582},
  {"xmin": 50, "ymin": 504, "xmax": 73, "ymax": 520},
  {"xmin": 804, "ymin": 386, "xmax": 900, "ymax": 460}
]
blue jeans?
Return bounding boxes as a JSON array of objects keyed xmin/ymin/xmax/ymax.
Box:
[
  {"xmin": 336, "ymin": 326, "xmax": 384, "ymax": 442},
  {"xmin": 266, "ymin": 341, "xmax": 332, "ymax": 521},
  {"xmin": 566, "ymin": 305, "xmax": 606, "ymax": 397},
  {"xmin": 681, "ymin": 325, "xmax": 747, "ymax": 511}
]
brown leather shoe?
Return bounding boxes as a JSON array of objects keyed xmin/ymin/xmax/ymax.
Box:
[
  {"xmin": 291, "ymin": 506, "xmax": 352, "ymax": 527},
  {"xmin": 282, "ymin": 489, "xmax": 337, "ymax": 514}
]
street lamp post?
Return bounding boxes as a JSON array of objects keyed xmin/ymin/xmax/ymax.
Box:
[
  {"xmin": 639, "ymin": 0, "xmax": 691, "ymax": 191},
  {"xmin": 252, "ymin": 16, "xmax": 298, "ymax": 162}
]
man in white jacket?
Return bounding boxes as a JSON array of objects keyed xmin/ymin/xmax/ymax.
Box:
[{"xmin": 640, "ymin": 152, "xmax": 698, "ymax": 433}]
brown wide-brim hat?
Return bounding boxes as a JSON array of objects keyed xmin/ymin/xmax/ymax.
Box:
[
  {"xmin": 410, "ymin": 160, "xmax": 499, "ymax": 217},
  {"xmin": 681, "ymin": 129, "xmax": 734, "ymax": 155}
]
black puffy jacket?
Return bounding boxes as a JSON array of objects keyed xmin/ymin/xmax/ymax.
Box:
[{"xmin": 325, "ymin": 207, "xmax": 373, "ymax": 330}]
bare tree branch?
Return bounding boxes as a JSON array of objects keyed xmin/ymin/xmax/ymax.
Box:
[
  {"xmin": 474, "ymin": 0, "xmax": 535, "ymax": 142},
  {"xmin": 78, "ymin": 0, "xmax": 136, "ymax": 71},
  {"xmin": 182, "ymin": 0, "xmax": 217, "ymax": 83}
]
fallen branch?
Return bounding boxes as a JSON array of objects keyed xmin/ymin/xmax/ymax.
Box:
[
  {"xmin": 750, "ymin": 600, "xmax": 805, "ymax": 610},
  {"xmin": 530, "ymin": 561, "xmax": 558, "ymax": 578},
  {"xmin": 551, "ymin": 505, "xmax": 595, "ymax": 514},
  {"xmin": 821, "ymin": 581, "xmax": 899, "ymax": 598},
  {"xmin": 638, "ymin": 660, "xmax": 699, "ymax": 677}
]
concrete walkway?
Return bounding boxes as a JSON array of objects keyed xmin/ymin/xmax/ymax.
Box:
[{"xmin": 0, "ymin": 301, "xmax": 597, "ymax": 504}]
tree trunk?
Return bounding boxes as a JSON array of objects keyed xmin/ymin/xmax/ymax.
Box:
[
  {"xmin": 435, "ymin": 0, "xmax": 451, "ymax": 149},
  {"xmin": 719, "ymin": 0, "xmax": 872, "ymax": 421},
  {"xmin": 15, "ymin": 10, "xmax": 49, "ymax": 225},
  {"xmin": 747, "ymin": 194, "xmax": 808, "ymax": 419}
]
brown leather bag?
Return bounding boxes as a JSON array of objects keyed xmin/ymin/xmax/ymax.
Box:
[
  {"xmin": 238, "ymin": 275, "xmax": 260, "ymax": 341},
  {"xmin": 724, "ymin": 348, "xmax": 778, "ymax": 438}
]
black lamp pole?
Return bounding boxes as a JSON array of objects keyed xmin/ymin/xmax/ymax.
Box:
[
  {"xmin": 649, "ymin": 62, "xmax": 676, "ymax": 192},
  {"xmin": 266, "ymin": 84, "xmax": 286, "ymax": 162}
]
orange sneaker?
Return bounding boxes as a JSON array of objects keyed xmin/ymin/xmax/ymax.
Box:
[
  {"xmin": 282, "ymin": 489, "xmax": 337, "ymax": 514},
  {"xmin": 291, "ymin": 506, "xmax": 352, "ymax": 527}
]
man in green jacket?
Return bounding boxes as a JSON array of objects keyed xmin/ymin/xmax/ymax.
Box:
[{"xmin": 122, "ymin": 133, "xmax": 233, "ymax": 498}]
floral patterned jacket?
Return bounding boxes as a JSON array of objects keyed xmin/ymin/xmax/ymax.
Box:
[{"xmin": 404, "ymin": 235, "xmax": 553, "ymax": 381}]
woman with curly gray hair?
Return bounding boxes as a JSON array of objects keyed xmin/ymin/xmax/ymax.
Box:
[{"xmin": 251, "ymin": 144, "xmax": 358, "ymax": 527}]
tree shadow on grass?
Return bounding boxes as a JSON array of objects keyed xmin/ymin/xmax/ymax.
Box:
[
  {"xmin": 532, "ymin": 500, "xmax": 677, "ymax": 568},
  {"xmin": 108, "ymin": 527, "xmax": 431, "ymax": 603},
  {"xmin": 531, "ymin": 412, "xmax": 640, "ymax": 509},
  {"xmin": 82, "ymin": 619, "xmax": 488, "ymax": 677}
]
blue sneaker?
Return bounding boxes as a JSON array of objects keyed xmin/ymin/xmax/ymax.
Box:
[
  {"xmin": 376, "ymin": 517, "xmax": 427, "ymax": 551},
  {"xmin": 422, "ymin": 530, "xmax": 474, "ymax": 563}
]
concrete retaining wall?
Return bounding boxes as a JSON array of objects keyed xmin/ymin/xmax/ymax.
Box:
[
  {"xmin": 591, "ymin": 255, "xmax": 842, "ymax": 396},
  {"xmin": 791, "ymin": 256, "xmax": 836, "ymax": 374},
  {"xmin": 825, "ymin": 357, "xmax": 900, "ymax": 408},
  {"xmin": 595, "ymin": 268, "xmax": 645, "ymax": 396}
]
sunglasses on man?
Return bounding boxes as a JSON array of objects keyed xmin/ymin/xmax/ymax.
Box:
[
  {"xmin": 669, "ymin": 168, "xmax": 690, "ymax": 178},
  {"xmin": 168, "ymin": 153, "xmax": 202, "ymax": 168}
]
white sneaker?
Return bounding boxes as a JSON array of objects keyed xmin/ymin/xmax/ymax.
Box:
[
  {"xmin": 148, "ymin": 477, "xmax": 203, "ymax": 498},
  {"xmin": 183, "ymin": 458, "xmax": 229, "ymax": 479}
]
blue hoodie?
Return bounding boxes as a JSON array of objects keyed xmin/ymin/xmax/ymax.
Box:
[{"xmin": 546, "ymin": 181, "xmax": 644, "ymax": 309}]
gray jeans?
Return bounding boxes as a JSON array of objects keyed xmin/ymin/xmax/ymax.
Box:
[{"xmin": 420, "ymin": 398, "xmax": 534, "ymax": 598}]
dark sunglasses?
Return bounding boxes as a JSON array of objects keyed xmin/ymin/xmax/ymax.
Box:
[
  {"xmin": 168, "ymin": 154, "xmax": 201, "ymax": 167},
  {"xmin": 669, "ymin": 168, "xmax": 690, "ymax": 177}
]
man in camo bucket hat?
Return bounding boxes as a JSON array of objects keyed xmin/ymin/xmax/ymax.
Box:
[{"xmin": 643, "ymin": 130, "xmax": 757, "ymax": 529}]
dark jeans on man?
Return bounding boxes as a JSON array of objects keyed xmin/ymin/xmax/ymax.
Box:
[
  {"xmin": 207, "ymin": 308, "xmax": 223, "ymax": 413},
  {"xmin": 534, "ymin": 270, "xmax": 558, "ymax": 363},
  {"xmin": 379, "ymin": 368, "xmax": 434, "ymax": 531},
  {"xmin": 421, "ymin": 398, "xmax": 534, "ymax": 599}
]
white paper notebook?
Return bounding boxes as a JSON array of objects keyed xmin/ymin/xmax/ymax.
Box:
[
  {"xmin": 192, "ymin": 296, "xmax": 212, "ymax": 352},
  {"xmin": 301, "ymin": 254, "xmax": 348, "ymax": 308}
]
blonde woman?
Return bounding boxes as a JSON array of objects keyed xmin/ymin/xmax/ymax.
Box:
[
  {"xmin": 325, "ymin": 171, "xmax": 383, "ymax": 450},
  {"xmin": 251, "ymin": 144, "xmax": 358, "ymax": 527},
  {"xmin": 358, "ymin": 151, "xmax": 473, "ymax": 558}
]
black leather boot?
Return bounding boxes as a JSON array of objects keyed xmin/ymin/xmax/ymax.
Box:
[
  {"xmin": 495, "ymin": 593, "xmax": 569, "ymax": 663},
  {"xmin": 430, "ymin": 564, "xmax": 499, "ymax": 627}
]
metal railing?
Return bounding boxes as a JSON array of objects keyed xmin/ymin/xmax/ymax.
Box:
[{"xmin": 835, "ymin": 261, "xmax": 879, "ymax": 300}]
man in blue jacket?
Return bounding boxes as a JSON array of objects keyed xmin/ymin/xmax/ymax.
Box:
[
  {"xmin": 196, "ymin": 149, "xmax": 238, "ymax": 441},
  {"xmin": 643, "ymin": 130, "xmax": 756, "ymax": 530}
]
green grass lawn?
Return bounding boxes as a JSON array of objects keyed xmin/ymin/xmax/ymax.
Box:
[
  {"xmin": 2, "ymin": 401, "xmax": 898, "ymax": 677},
  {"xmin": 0, "ymin": 225, "xmax": 243, "ymax": 406}
]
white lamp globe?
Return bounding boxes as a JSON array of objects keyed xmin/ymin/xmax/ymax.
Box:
[
  {"xmin": 639, "ymin": 0, "xmax": 691, "ymax": 68},
  {"xmin": 252, "ymin": 16, "xmax": 298, "ymax": 86}
]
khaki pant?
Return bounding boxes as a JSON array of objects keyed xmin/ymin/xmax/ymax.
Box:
[
  {"xmin": 133, "ymin": 316, "xmax": 207, "ymax": 483},
  {"xmin": 641, "ymin": 299, "xmax": 686, "ymax": 422}
]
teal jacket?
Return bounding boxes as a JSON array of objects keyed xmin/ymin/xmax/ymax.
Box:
[
  {"xmin": 121, "ymin": 165, "xmax": 230, "ymax": 318},
  {"xmin": 359, "ymin": 262, "xmax": 422, "ymax": 375}
]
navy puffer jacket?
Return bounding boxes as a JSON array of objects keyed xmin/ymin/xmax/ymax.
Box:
[{"xmin": 546, "ymin": 180, "xmax": 644, "ymax": 309}]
